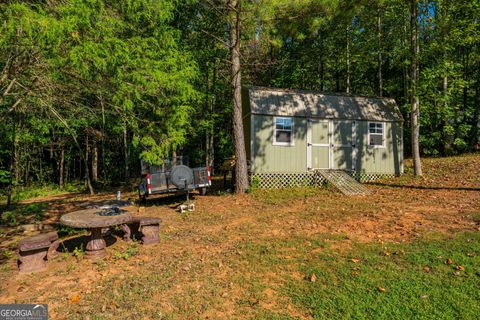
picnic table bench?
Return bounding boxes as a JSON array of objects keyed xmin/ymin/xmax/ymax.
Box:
[
  {"xmin": 17, "ymin": 204, "xmax": 163, "ymax": 272},
  {"xmin": 18, "ymin": 231, "xmax": 60, "ymax": 273}
]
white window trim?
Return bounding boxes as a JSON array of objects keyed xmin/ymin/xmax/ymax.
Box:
[
  {"xmin": 273, "ymin": 116, "xmax": 295, "ymax": 146},
  {"xmin": 368, "ymin": 121, "xmax": 385, "ymax": 148}
]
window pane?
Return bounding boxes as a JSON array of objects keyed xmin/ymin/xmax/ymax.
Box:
[
  {"xmin": 275, "ymin": 118, "xmax": 283, "ymax": 130},
  {"xmin": 276, "ymin": 118, "xmax": 293, "ymax": 130},
  {"xmin": 369, "ymin": 122, "xmax": 383, "ymax": 134},
  {"xmin": 276, "ymin": 130, "xmax": 292, "ymax": 143},
  {"xmin": 369, "ymin": 134, "xmax": 383, "ymax": 146}
]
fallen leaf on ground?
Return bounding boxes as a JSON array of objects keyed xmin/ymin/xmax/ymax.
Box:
[
  {"xmin": 351, "ymin": 258, "xmax": 361, "ymax": 263},
  {"xmin": 352, "ymin": 266, "xmax": 360, "ymax": 271},
  {"xmin": 69, "ymin": 295, "xmax": 81, "ymax": 304},
  {"xmin": 467, "ymin": 253, "xmax": 475, "ymax": 257},
  {"xmin": 456, "ymin": 265, "xmax": 465, "ymax": 271},
  {"xmin": 351, "ymin": 272, "xmax": 359, "ymax": 276},
  {"xmin": 310, "ymin": 274, "xmax": 317, "ymax": 282},
  {"xmin": 377, "ymin": 287, "xmax": 386, "ymax": 293},
  {"xmin": 423, "ymin": 266, "xmax": 431, "ymax": 273},
  {"xmin": 445, "ymin": 258, "xmax": 454, "ymax": 265}
]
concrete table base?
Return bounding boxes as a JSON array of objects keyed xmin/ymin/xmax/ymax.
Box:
[{"xmin": 85, "ymin": 228, "xmax": 107, "ymax": 259}]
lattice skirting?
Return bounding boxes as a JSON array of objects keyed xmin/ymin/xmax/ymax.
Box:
[
  {"xmin": 351, "ymin": 172, "xmax": 396, "ymax": 183},
  {"xmin": 250, "ymin": 172, "xmax": 326, "ymax": 189},
  {"xmin": 250, "ymin": 171, "xmax": 396, "ymax": 189}
]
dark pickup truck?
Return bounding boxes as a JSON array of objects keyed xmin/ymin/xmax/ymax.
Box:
[{"xmin": 138, "ymin": 157, "xmax": 211, "ymax": 200}]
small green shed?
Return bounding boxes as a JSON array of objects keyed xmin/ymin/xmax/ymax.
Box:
[{"xmin": 242, "ymin": 86, "xmax": 404, "ymax": 188}]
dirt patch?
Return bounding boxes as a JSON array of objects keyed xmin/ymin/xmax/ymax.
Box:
[{"xmin": 0, "ymin": 155, "xmax": 479, "ymax": 318}]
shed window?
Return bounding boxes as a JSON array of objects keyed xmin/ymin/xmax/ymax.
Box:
[
  {"xmin": 368, "ymin": 122, "xmax": 384, "ymax": 147},
  {"xmin": 274, "ymin": 117, "xmax": 294, "ymax": 145}
]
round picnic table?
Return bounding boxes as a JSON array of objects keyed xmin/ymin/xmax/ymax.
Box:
[{"xmin": 59, "ymin": 208, "xmax": 133, "ymax": 259}]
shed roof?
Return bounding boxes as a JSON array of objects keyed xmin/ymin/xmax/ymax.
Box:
[{"xmin": 246, "ymin": 86, "xmax": 403, "ymax": 122}]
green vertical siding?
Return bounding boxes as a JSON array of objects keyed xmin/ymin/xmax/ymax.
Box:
[
  {"xmin": 354, "ymin": 121, "xmax": 402, "ymax": 175},
  {"xmin": 252, "ymin": 115, "xmax": 403, "ymax": 175},
  {"xmin": 252, "ymin": 115, "xmax": 307, "ymax": 172}
]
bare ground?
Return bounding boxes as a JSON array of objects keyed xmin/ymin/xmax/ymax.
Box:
[{"xmin": 0, "ymin": 154, "xmax": 479, "ymax": 319}]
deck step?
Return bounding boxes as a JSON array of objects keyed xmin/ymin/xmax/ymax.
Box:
[{"xmin": 316, "ymin": 170, "xmax": 371, "ymax": 196}]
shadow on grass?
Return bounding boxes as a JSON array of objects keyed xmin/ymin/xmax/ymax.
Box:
[
  {"xmin": 368, "ymin": 182, "xmax": 480, "ymax": 191},
  {"xmin": 56, "ymin": 233, "xmax": 118, "ymax": 254}
]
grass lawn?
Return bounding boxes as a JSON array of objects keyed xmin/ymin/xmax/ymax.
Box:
[{"xmin": 0, "ymin": 154, "xmax": 479, "ymax": 319}]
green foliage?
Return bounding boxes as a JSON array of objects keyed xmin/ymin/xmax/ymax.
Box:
[
  {"xmin": 0, "ymin": 184, "xmax": 84, "ymax": 204},
  {"xmin": 73, "ymin": 244, "xmax": 85, "ymax": 260},
  {"xmin": 0, "ymin": 202, "xmax": 47, "ymax": 225},
  {"xmin": 114, "ymin": 245, "xmax": 139, "ymax": 261},
  {"xmin": 247, "ymin": 175, "xmax": 261, "ymax": 192},
  {"xmin": 0, "ymin": 0, "xmax": 479, "ymax": 192},
  {"xmin": 0, "ymin": 0, "xmax": 199, "ymax": 191},
  {"xmin": 1, "ymin": 211, "xmax": 17, "ymax": 226}
]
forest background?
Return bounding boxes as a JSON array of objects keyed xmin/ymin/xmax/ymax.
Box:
[{"xmin": 0, "ymin": 0, "xmax": 479, "ymax": 201}]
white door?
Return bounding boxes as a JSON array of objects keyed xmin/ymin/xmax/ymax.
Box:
[
  {"xmin": 307, "ymin": 119, "xmax": 330, "ymax": 170},
  {"xmin": 307, "ymin": 119, "xmax": 355, "ymax": 171}
]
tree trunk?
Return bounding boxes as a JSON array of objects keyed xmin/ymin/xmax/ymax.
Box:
[
  {"xmin": 92, "ymin": 140, "xmax": 98, "ymax": 182},
  {"xmin": 441, "ymin": 4, "xmax": 451, "ymax": 155},
  {"xmin": 442, "ymin": 74, "xmax": 451, "ymax": 154},
  {"xmin": 402, "ymin": 23, "xmax": 409, "ymax": 101},
  {"xmin": 85, "ymin": 133, "xmax": 90, "ymax": 187},
  {"xmin": 377, "ymin": 8, "xmax": 383, "ymax": 97},
  {"xmin": 6, "ymin": 116, "xmax": 17, "ymax": 209},
  {"xmin": 100, "ymin": 96, "xmax": 107, "ymax": 184},
  {"xmin": 346, "ymin": 25, "xmax": 351, "ymax": 94},
  {"xmin": 472, "ymin": 60, "xmax": 480, "ymax": 146},
  {"xmin": 336, "ymin": 69, "xmax": 340, "ymax": 92},
  {"xmin": 25, "ymin": 157, "xmax": 30, "ymax": 187},
  {"xmin": 410, "ymin": 0, "xmax": 422, "ymax": 176},
  {"xmin": 207, "ymin": 61, "xmax": 217, "ymax": 172},
  {"xmin": 229, "ymin": 0, "xmax": 248, "ymax": 193},
  {"xmin": 101, "ymin": 97, "xmax": 106, "ymax": 183},
  {"xmin": 123, "ymin": 119, "xmax": 129, "ymax": 183},
  {"xmin": 320, "ymin": 58, "xmax": 325, "ymax": 91},
  {"xmin": 59, "ymin": 141, "xmax": 64, "ymax": 189},
  {"xmin": 14, "ymin": 122, "xmax": 20, "ymax": 183},
  {"xmin": 172, "ymin": 149, "xmax": 177, "ymax": 165}
]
